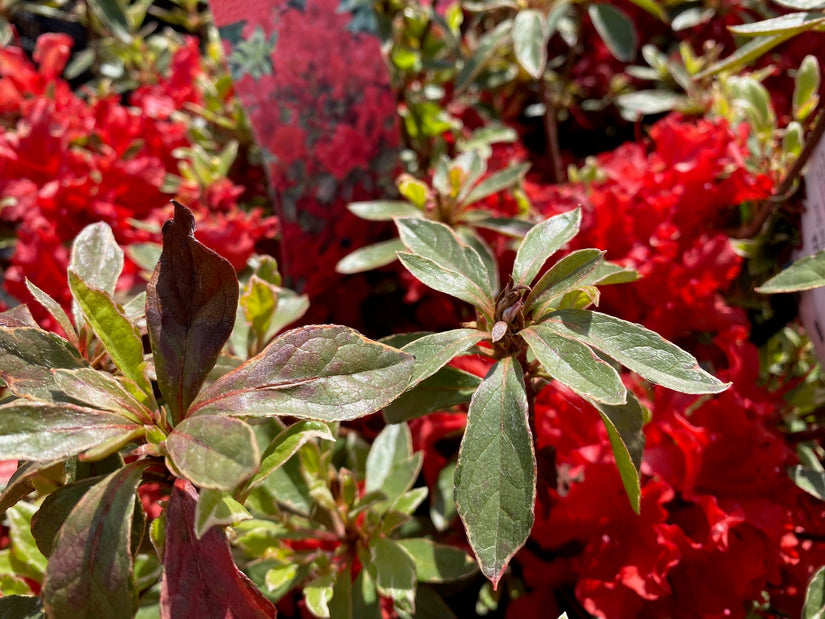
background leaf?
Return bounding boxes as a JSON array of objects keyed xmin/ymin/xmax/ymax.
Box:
[
  {"xmin": 512, "ymin": 10, "xmax": 548, "ymax": 79},
  {"xmin": 145, "ymin": 202, "xmax": 239, "ymax": 423},
  {"xmin": 397, "ymin": 538, "xmax": 477, "ymax": 582},
  {"xmin": 803, "ymin": 566, "xmax": 825, "ymax": 619},
  {"xmin": 588, "ymin": 4, "xmax": 637, "ymax": 61},
  {"xmin": 336, "ymin": 239, "xmax": 406, "ymax": 274},
  {"xmin": 454, "ymin": 358, "xmax": 535, "ymax": 588},
  {"xmin": 401, "ymin": 329, "xmax": 486, "ymax": 388},
  {"xmin": 756, "ymin": 250, "xmax": 825, "ymax": 293},
  {"xmin": 189, "ymin": 325, "xmax": 414, "ymax": 422},
  {"xmin": 383, "ymin": 366, "xmax": 481, "ymax": 423}
]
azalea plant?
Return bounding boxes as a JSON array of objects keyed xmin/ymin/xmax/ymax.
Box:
[{"xmin": 3, "ymin": 0, "xmax": 825, "ymax": 617}]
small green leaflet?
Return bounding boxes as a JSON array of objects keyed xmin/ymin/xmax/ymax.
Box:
[{"xmin": 756, "ymin": 249, "xmax": 825, "ymax": 293}]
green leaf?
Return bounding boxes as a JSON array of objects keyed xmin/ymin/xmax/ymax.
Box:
[
  {"xmin": 588, "ymin": 394, "xmax": 646, "ymax": 514},
  {"xmin": 464, "ymin": 163, "xmax": 530, "ymax": 207},
  {"xmin": 0, "ymin": 461, "xmax": 62, "ymax": 516},
  {"xmin": 540, "ymin": 310, "xmax": 729, "ymax": 394},
  {"xmin": 42, "ymin": 462, "xmax": 145, "ymax": 619},
  {"xmin": 398, "ymin": 177, "xmax": 430, "ymax": 209},
  {"xmin": 803, "ymin": 566, "xmax": 825, "ymax": 619},
  {"xmin": 626, "ymin": 0, "xmax": 667, "ymax": 21},
  {"xmin": 0, "ymin": 596, "xmax": 43, "ymax": 618},
  {"xmin": 398, "ymin": 252, "xmax": 496, "ymax": 317},
  {"xmin": 791, "ymin": 465, "xmax": 825, "ymax": 501},
  {"xmin": 189, "ymin": 325, "xmax": 414, "ymax": 421},
  {"xmin": 241, "ymin": 276, "xmax": 278, "ymax": 342},
  {"xmin": 247, "ymin": 420, "xmax": 335, "ymax": 489},
  {"xmin": 728, "ymin": 11, "xmax": 825, "ymax": 35},
  {"xmin": 455, "ymin": 20, "xmax": 513, "ymax": 92},
  {"xmin": 512, "ymin": 208, "xmax": 581, "ymax": 286},
  {"xmin": 68, "ymin": 271, "xmax": 149, "ymax": 393},
  {"xmin": 369, "ymin": 537, "xmax": 416, "ymax": 612},
  {"xmin": 365, "ymin": 423, "xmax": 413, "ymax": 493},
  {"xmin": 756, "ymin": 249, "xmax": 825, "ymax": 293},
  {"xmin": 69, "ymin": 222, "xmax": 123, "ymax": 298},
  {"xmin": 401, "ymin": 328, "xmax": 487, "ymax": 388},
  {"xmin": 794, "ymin": 55, "xmax": 819, "ymax": 121},
  {"xmin": 395, "ymin": 217, "xmax": 495, "ymax": 299},
  {"xmin": 397, "ymin": 538, "xmax": 477, "ymax": 582},
  {"xmin": 7, "ymin": 503, "xmax": 47, "ymax": 580},
  {"xmin": 471, "ymin": 215, "xmax": 535, "ymax": 238},
  {"xmin": 0, "ymin": 401, "xmax": 140, "ymax": 461},
  {"xmin": 145, "ymin": 202, "xmax": 239, "ymax": 423},
  {"xmin": 456, "ymin": 226, "xmax": 500, "ymax": 295},
  {"xmin": 194, "ymin": 489, "xmax": 252, "ymax": 539},
  {"xmin": 25, "ymin": 279, "xmax": 77, "ymax": 346},
  {"xmin": 383, "ymin": 366, "xmax": 482, "ymax": 423},
  {"xmin": 454, "ymin": 358, "xmax": 535, "ymax": 588},
  {"xmin": 328, "ymin": 567, "xmax": 353, "ymax": 619},
  {"xmin": 165, "ymin": 415, "xmax": 259, "ymax": 491},
  {"xmin": 87, "ymin": 0, "xmax": 131, "ymax": 41},
  {"xmin": 31, "ymin": 477, "xmax": 100, "ymax": 557},
  {"xmin": 267, "ymin": 289, "xmax": 310, "ymax": 340},
  {"xmin": 352, "ymin": 567, "xmax": 382, "ymax": 619},
  {"xmin": 521, "ymin": 325, "xmax": 627, "ymax": 404},
  {"xmin": 512, "ymin": 10, "xmax": 548, "ymax": 79},
  {"xmin": 588, "ymin": 4, "xmax": 637, "ymax": 62},
  {"xmin": 51, "ymin": 368, "xmax": 153, "ymax": 423},
  {"xmin": 526, "ymin": 249, "xmax": 604, "ymax": 318},
  {"xmin": 775, "ymin": 0, "xmax": 825, "ymax": 8},
  {"xmin": 617, "ymin": 90, "xmax": 687, "ymax": 116},
  {"xmin": 697, "ymin": 32, "xmax": 796, "ymax": 77},
  {"xmin": 587, "ymin": 261, "xmax": 639, "ymax": 285},
  {"xmin": 336, "ymin": 239, "xmax": 406, "ymax": 274},
  {"xmin": 305, "ymin": 573, "xmax": 335, "ymax": 618},
  {"xmin": 0, "ymin": 326, "xmax": 87, "ymax": 402},
  {"xmin": 348, "ymin": 201, "xmax": 422, "ymax": 221}
]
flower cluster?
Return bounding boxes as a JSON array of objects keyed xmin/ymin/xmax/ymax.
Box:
[{"xmin": 0, "ymin": 34, "xmax": 277, "ymax": 326}]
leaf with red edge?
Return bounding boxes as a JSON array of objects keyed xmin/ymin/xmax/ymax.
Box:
[
  {"xmin": 145, "ymin": 202, "xmax": 239, "ymax": 423},
  {"xmin": 41, "ymin": 461, "xmax": 146, "ymax": 619},
  {"xmin": 161, "ymin": 479, "xmax": 276, "ymax": 619}
]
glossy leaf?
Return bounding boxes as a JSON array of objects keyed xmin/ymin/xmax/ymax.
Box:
[
  {"xmin": 397, "ymin": 538, "xmax": 477, "ymax": 582},
  {"xmin": 348, "ymin": 200, "xmax": 422, "ymax": 220},
  {"xmin": 383, "ymin": 366, "xmax": 481, "ymax": 423},
  {"xmin": 401, "ymin": 328, "xmax": 487, "ymax": 388},
  {"xmin": 189, "ymin": 325, "xmax": 413, "ymax": 421},
  {"xmin": 0, "ymin": 401, "xmax": 140, "ymax": 461},
  {"xmin": 336, "ymin": 239, "xmax": 406, "ymax": 274},
  {"xmin": 241, "ymin": 275, "xmax": 278, "ymax": 342},
  {"xmin": 456, "ymin": 226, "xmax": 499, "ymax": 295},
  {"xmin": 0, "ymin": 460, "xmax": 62, "ymax": 516},
  {"xmin": 455, "ymin": 358, "xmax": 535, "ymax": 588},
  {"xmin": 0, "ymin": 326, "xmax": 88, "ymax": 402},
  {"xmin": 369, "ymin": 537, "xmax": 416, "ymax": 612},
  {"xmin": 25, "ymin": 279, "xmax": 77, "ymax": 346},
  {"xmin": 526, "ymin": 249, "xmax": 604, "ymax": 318},
  {"xmin": 512, "ymin": 208, "xmax": 581, "ymax": 286},
  {"xmin": 194, "ymin": 489, "xmax": 252, "ymax": 539},
  {"xmin": 145, "ymin": 202, "xmax": 239, "ymax": 423},
  {"xmin": 775, "ymin": 0, "xmax": 825, "ymax": 7},
  {"xmin": 756, "ymin": 250, "xmax": 825, "ymax": 293},
  {"xmin": 7, "ymin": 503, "xmax": 47, "ymax": 580},
  {"xmin": 165, "ymin": 415, "xmax": 259, "ymax": 491},
  {"xmin": 396, "ymin": 217, "xmax": 494, "ymax": 298},
  {"xmin": 804, "ymin": 566, "xmax": 825, "ymax": 619},
  {"xmin": 587, "ymin": 261, "xmax": 639, "ymax": 286},
  {"xmin": 588, "ymin": 4, "xmax": 637, "ymax": 61},
  {"xmin": 69, "ymin": 222, "xmax": 123, "ymax": 297},
  {"xmin": 589, "ymin": 394, "xmax": 646, "ymax": 514},
  {"xmin": 328, "ymin": 568, "xmax": 353, "ymax": 619},
  {"xmin": 398, "ymin": 252, "xmax": 496, "ymax": 317},
  {"xmin": 42, "ymin": 462, "xmax": 145, "ymax": 619},
  {"xmin": 247, "ymin": 420, "xmax": 335, "ymax": 489},
  {"xmin": 68, "ymin": 270, "xmax": 149, "ymax": 392},
  {"xmin": 540, "ymin": 310, "xmax": 729, "ymax": 394},
  {"xmin": 521, "ymin": 325, "xmax": 627, "ymax": 405},
  {"xmin": 728, "ymin": 11, "xmax": 825, "ymax": 35},
  {"xmin": 160, "ymin": 479, "xmax": 276, "ymax": 619},
  {"xmin": 512, "ymin": 10, "xmax": 548, "ymax": 78},
  {"xmin": 464, "ymin": 163, "xmax": 530, "ymax": 206},
  {"xmin": 791, "ymin": 465, "xmax": 825, "ymax": 501},
  {"xmin": 52, "ymin": 368, "xmax": 153, "ymax": 424}
]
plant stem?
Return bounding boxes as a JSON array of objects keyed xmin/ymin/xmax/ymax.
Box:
[{"xmin": 542, "ymin": 82, "xmax": 564, "ymax": 185}]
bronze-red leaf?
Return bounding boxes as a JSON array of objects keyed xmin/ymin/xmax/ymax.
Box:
[
  {"xmin": 145, "ymin": 202, "xmax": 239, "ymax": 423},
  {"xmin": 160, "ymin": 479, "xmax": 276, "ymax": 619}
]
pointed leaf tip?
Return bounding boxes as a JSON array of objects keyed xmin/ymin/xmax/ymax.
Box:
[{"xmin": 146, "ymin": 202, "xmax": 239, "ymax": 423}]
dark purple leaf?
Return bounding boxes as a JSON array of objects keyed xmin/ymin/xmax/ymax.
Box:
[
  {"xmin": 145, "ymin": 202, "xmax": 239, "ymax": 423},
  {"xmin": 160, "ymin": 479, "xmax": 276, "ymax": 619}
]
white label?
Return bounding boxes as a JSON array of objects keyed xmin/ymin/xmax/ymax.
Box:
[{"xmin": 797, "ymin": 135, "xmax": 825, "ymax": 363}]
